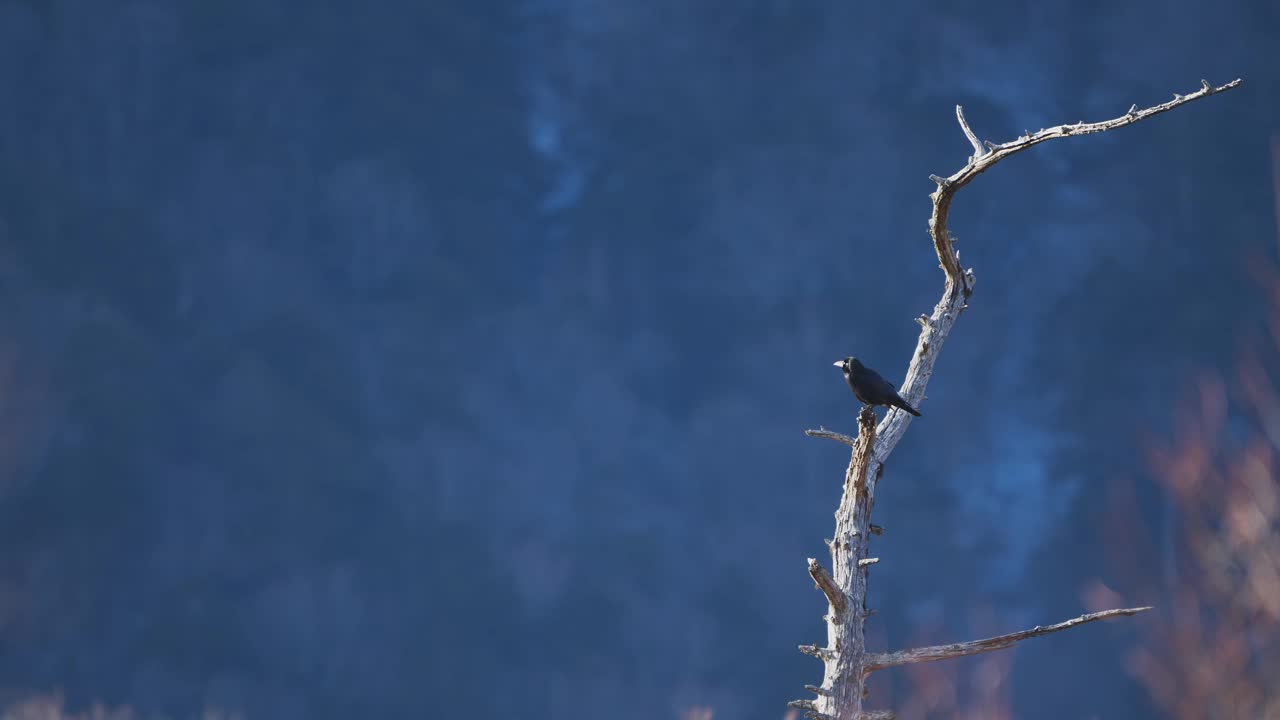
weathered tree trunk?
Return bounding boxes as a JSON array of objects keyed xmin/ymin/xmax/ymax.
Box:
[
  {"xmin": 793, "ymin": 78, "xmax": 1242, "ymax": 720},
  {"xmin": 803, "ymin": 407, "xmax": 878, "ymax": 718}
]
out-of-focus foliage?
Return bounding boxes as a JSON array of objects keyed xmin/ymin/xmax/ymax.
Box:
[
  {"xmin": 1132, "ymin": 375, "xmax": 1280, "ymax": 719},
  {"xmin": 1095, "ymin": 259, "xmax": 1280, "ymax": 718},
  {"xmin": 1079, "ymin": 145, "xmax": 1280, "ymax": 718}
]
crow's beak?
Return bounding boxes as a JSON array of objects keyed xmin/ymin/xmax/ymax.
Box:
[{"xmin": 832, "ymin": 360, "xmax": 845, "ymax": 368}]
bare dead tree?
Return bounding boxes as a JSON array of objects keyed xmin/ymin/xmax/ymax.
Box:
[{"xmin": 793, "ymin": 78, "xmax": 1243, "ymax": 720}]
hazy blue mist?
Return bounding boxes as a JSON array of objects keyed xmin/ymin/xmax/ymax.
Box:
[{"xmin": 0, "ymin": 1, "xmax": 1276, "ymax": 718}]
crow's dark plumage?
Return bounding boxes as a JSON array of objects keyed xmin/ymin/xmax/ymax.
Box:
[{"xmin": 833, "ymin": 357, "xmax": 921, "ymax": 417}]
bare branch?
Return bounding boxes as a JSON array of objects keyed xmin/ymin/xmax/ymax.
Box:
[
  {"xmin": 955, "ymin": 105, "xmax": 986, "ymax": 160},
  {"xmin": 857, "ymin": 557, "xmax": 879, "ymax": 567},
  {"xmin": 805, "ymin": 427, "xmax": 859, "ymax": 448},
  {"xmin": 799, "ymin": 644, "xmax": 836, "ymax": 661},
  {"xmin": 864, "ymin": 606, "xmax": 1154, "ymax": 671},
  {"xmin": 808, "ymin": 558, "xmax": 848, "ymax": 616},
  {"xmin": 872, "ymin": 78, "xmax": 1242, "ymax": 465},
  {"xmin": 804, "ymin": 684, "xmax": 831, "ymax": 697}
]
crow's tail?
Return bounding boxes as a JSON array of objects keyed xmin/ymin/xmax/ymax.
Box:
[{"xmin": 892, "ymin": 396, "xmax": 922, "ymax": 417}]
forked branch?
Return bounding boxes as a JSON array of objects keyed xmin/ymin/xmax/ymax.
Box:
[{"xmin": 873, "ymin": 78, "xmax": 1243, "ymax": 464}]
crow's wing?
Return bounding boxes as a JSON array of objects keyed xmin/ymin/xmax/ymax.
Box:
[{"xmin": 876, "ymin": 374, "xmax": 899, "ymax": 397}]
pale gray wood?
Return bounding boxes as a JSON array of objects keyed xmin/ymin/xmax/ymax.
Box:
[
  {"xmin": 865, "ymin": 606, "xmax": 1153, "ymax": 670},
  {"xmin": 798, "ymin": 78, "xmax": 1241, "ymax": 720}
]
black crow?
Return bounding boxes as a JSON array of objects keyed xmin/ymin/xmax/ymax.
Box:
[{"xmin": 833, "ymin": 357, "xmax": 921, "ymax": 417}]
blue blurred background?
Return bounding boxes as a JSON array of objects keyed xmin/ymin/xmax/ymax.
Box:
[{"xmin": 0, "ymin": 2, "xmax": 1276, "ymax": 718}]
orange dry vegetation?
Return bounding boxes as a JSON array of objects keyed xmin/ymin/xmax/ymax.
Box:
[
  {"xmin": 1105, "ymin": 136, "xmax": 1280, "ymax": 719},
  {"xmin": 1128, "ymin": 372, "xmax": 1280, "ymax": 719}
]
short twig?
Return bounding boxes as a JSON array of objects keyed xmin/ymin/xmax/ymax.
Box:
[
  {"xmin": 955, "ymin": 105, "xmax": 986, "ymax": 159},
  {"xmin": 804, "ymin": 427, "xmax": 858, "ymax": 448},
  {"xmin": 808, "ymin": 558, "xmax": 848, "ymax": 616}
]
